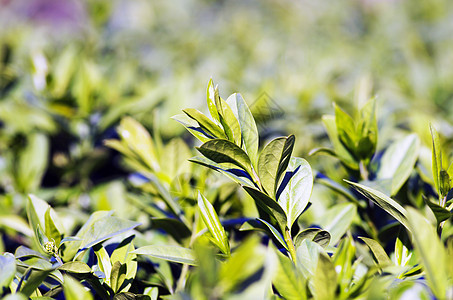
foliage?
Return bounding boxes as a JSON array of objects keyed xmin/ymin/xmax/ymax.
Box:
[{"xmin": 2, "ymin": 0, "xmax": 453, "ymax": 298}]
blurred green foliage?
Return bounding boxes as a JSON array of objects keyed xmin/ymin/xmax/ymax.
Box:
[{"xmin": 1, "ymin": 0, "xmax": 453, "ymax": 298}]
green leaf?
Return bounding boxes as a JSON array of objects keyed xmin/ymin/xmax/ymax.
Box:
[
  {"xmin": 113, "ymin": 292, "xmax": 151, "ymax": 300},
  {"xmin": 334, "ymin": 103, "xmax": 357, "ymax": 154},
  {"xmin": 229, "ymin": 93, "xmax": 259, "ymax": 167},
  {"xmin": 16, "ymin": 133, "xmax": 49, "ymax": 192},
  {"xmin": 322, "ymin": 115, "xmax": 358, "ymax": 170},
  {"xmin": 189, "ymin": 156, "xmax": 255, "ymax": 187},
  {"xmin": 150, "ymin": 218, "xmax": 191, "ymax": 243},
  {"xmin": 358, "ymin": 237, "xmax": 392, "ymax": 267},
  {"xmin": 63, "ymin": 275, "xmax": 93, "ymax": 300},
  {"xmin": 406, "ymin": 207, "xmax": 448, "ymax": 299},
  {"xmin": 0, "ymin": 253, "xmax": 16, "ymax": 290},
  {"xmin": 218, "ymin": 95, "xmax": 241, "ymax": 145},
  {"xmin": 312, "ymin": 254, "xmax": 337, "ymax": 300},
  {"xmin": 356, "ymin": 98, "xmax": 378, "ymax": 161},
  {"xmin": 294, "ymin": 228, "xmax": 331, "ymax": 248},
  {"xmin": 277, "ymin": 157, "xmax": 313, "ymax": 229},
  {"xmin": 423, "ymin": 196, "xmax": 451, "ymax": 226},
  {"xmin": 110, "ymin": 237, "xmax": 137, "ymax": 293},
  {"xmin": 116, "ymin": 117, "xmax": 159, "ymax": 171},
  {"xmin": 197, "ymin": 139, "xmax": 253, "ymax": 176},
  {"xmin": 20, "ymin": 269, "xmax": 53, "ymax": 297},
  {"xmin": 273, "ymin": 251, "xmax": 307, "ymax": 300},
  {"xmin": 170, "ymin": 113, "xmax": 211, "ymax": 143},
  {"xmin": 242, "ymin": 186, "xmax": 287, "ymax": 231},
  {"xmin": 79, "ymin": 216, "xmax": 140, "ymax": 250},
  {"xmin": 430, "ymin": 124, "xmax": 442, "ymax": 198},
  {"xmin": 198, "ymin": 192, "xmax": 230, "ymax": 256},
  {"xmin": 44, "ymin": 207, "xmax": 62, "ymax": 245},
  {"xmin": 110, "ymin": 261, "xmax": 127, "ymax": 293},
  {"xmin": 206, "ymin": 79, "xmax": 221, "ymax": 124},
  {"xmin": 183, "ymin": 108, "xmax": 227, "ymax": 139},
  {"xmin": 375, "ymin": 134, "xmax": 420, "ymax": 195},
  {"xmin": 258, "ymin": 135, "xmax": 295, "ymax": 198},
  {"xmin": 132, "ymin": 246, "xmax": 197, "ymax": 266},
  {"xmin": 296, "ymin": 239, "xmax": 325, "ymax": 278},
  {"xmin": 93, "ymin": 244, "xmax": 112, "ymax": 284},
  {"xmin": 58, "ymin": 261, "xmax": 92, "ymax": 274},
  {"xmin": 219, "ymin": 237, "xmax": 266, "ymax": 293},
  {"xmin": 240, "ymin": 218, "xmax": 288, "ymax": 250},
  {"xmin": 319, "ymin": 202, "xmax": 357, "ymax": 245},
  {"xmin": 345, "ymin": 180, "xmax": 410, "ymax": 230}
]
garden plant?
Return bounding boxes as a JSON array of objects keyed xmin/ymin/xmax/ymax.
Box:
[{"xmin": 2, "ymin": 0, "xmax": 453, "ymax": 299}]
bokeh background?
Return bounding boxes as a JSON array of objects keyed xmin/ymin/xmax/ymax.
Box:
[{"xmin": 1, "ymin": 0, "xmax": 453, "ymax": 251}]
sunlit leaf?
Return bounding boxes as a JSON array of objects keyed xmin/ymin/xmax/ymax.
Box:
[
  {"xmin": 406, "ymin": 207, "xmax": 448, "ymax": 299},
  {"xmin": 277, "ymin": 157, "xmax": 313, "ymax": 229},
  {"xmin": 198, "ymin": 192, "xmax": 230, "ymax": 256},
  {"xmin": 375, "ymin": 134, "xmax": 420, "ymax": 195},
  {"xmin": 132, "ymin": 246, "xmax": 197, "ymax": 266},
  {"xmin": 359, "ymin": 237, "xmax": 392, "ymax": 267},
  {"xmin": 345, "ymin": 180, "xmax": 410, "ymax": 230},
  {"xmin": 258, "ymin": 135, "xmax": 295, "ymax": 198}
]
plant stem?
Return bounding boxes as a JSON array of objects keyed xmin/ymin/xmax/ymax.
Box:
[
  {"xmin": 359, "ymin": 160, "xmax": 369, "ymax": 181},
  {"xmin": 284, "ymin": 227, "xmax": 297, "ymax": 264}
]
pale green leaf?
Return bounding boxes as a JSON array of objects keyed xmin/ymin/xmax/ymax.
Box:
[
  {"xmin": 345, "ymin": 180, "xmax": 410, "ymax": 230},
  {"xmin": 63, "ymin": 275, "xmax": 93, "ymax": 300},
  {"xmin": 58, "ymin": 261, "xmax": 92, "ymax": 274},
  {"xmin": 198, "ymin": 192, "xmax": 230, "ymax": 255},
  {"xmin": 277, "ymin": 157, "xmax": 313, "ymax": 229},
  {"xmin": 375, "ymin": 134, "xmax": 420, "ymax": 195},
  {"xmin": 319, "ymin": 202, "xmax": 357, "ymax": 245},
  {"xmin": 79, "ymin": 216, "xmax": 140, "ymax": 250},
  {"xmin": 359, "ymin": 237, "xmax": 392, "ymax": 267},
  {"xmin": 406, "ymin": 207, "xmax": 448, "ymax": 299},
  {"xmin": 312, "ymin": 254, "xmax": 337, "ymax": 300},
  {"xmin": 0, "ymin": 253, "xmax": 16, "ymax": 289},
  {"xmin": 132, "ymin": 245, "xmax": 197, "ymax": 266}
]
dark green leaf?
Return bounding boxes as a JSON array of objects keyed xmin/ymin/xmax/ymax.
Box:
[
  {"xmin": 150, "ymin": 218, "xmax": 191, "ymax": 243},
  {"xmin": 197, "ymin": 139, "xmax": 253, "ymax": 176},
  {"xmin": 242, "ymin": 186, "xmax": 287, "ymax": 231},
  {"xmin": 20, "ymin": 269, "xmax": 53, "ymax": 297},
  {"xmin": 239, "ymin": 218, "xmax": 288, "ymax": 250}
]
